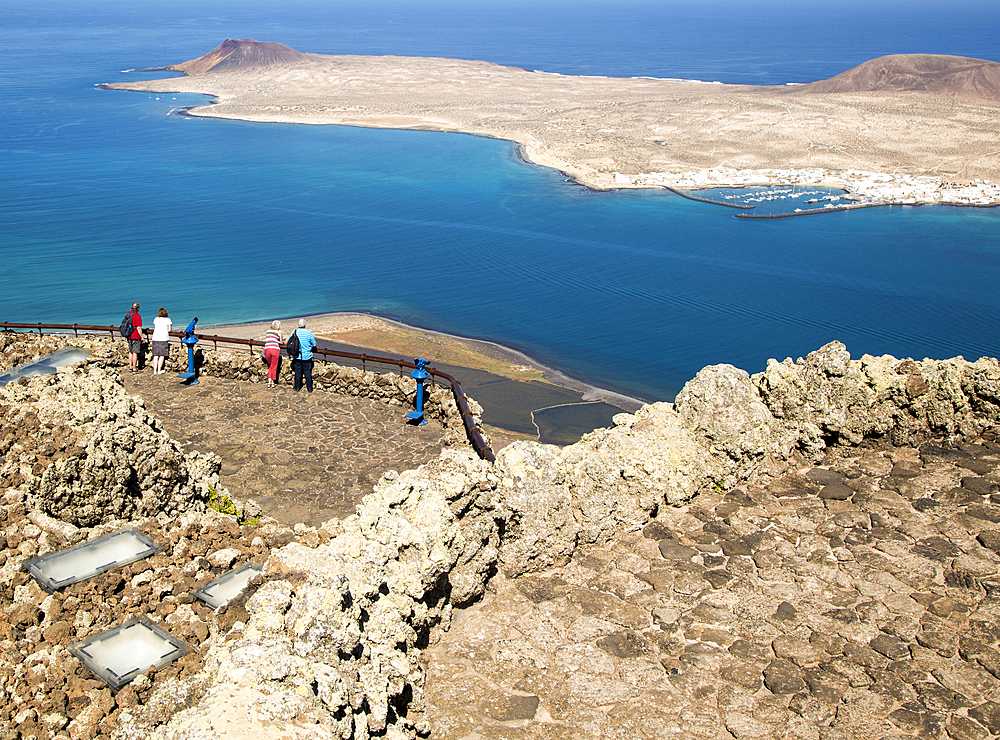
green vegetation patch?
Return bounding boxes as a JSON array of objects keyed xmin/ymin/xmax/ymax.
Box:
[{"xmin": 207, "ymin": 486, "xmax": 258, "ymax": 526}]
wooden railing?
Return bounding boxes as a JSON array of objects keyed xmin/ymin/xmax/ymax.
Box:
[{"xmin": 1, "ymin": 322, "xmax": 496, "ymax": 462}]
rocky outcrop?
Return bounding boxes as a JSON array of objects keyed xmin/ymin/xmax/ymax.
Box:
[
  {"xmin": 674, "ymin": 341, "xmax": 1000, "ymax": 466},
  {"xmin": 3, "ymin": 332, "xmax": 1000, "ymax": 740},
  {"xmin": 753, "ymin": 341, "xmax": 1000, "ymax": 451},
  {"xmin": 128, "ymin": 450, "xmax": 503, "ymax": 740},
  {"xmin": 0, "ymin": 338, "xmax": 223, "ymax": 527},
  {"xmin": 674, "ymin": 363, "xmax": 794, "ymax": 483}
]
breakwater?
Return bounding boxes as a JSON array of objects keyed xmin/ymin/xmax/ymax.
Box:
[
  {"xmin": 663, "ymin": 186, "xmax": 755, "ymax": 209},
  {"xmin": 734, "ymin": 202, "xmax": 884, "ymax": 219}
]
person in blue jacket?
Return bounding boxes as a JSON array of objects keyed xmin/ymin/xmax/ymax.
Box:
[{"xmin": 289, "ymin": 318, "xmax": 317, "ymax": 391}]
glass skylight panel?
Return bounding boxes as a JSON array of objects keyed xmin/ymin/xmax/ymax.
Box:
[
  {"xmin": 69, "ymin": 618, "xmax": 190, "ymax": 690},
  {"xmin": 0, "ymin": 346, "xmax": 91, "ymax": 385},
  {"xmin": 22, "ymin": 528, "xmax": 161, "ymax": 591},
  {"xmin": 192, "ymin": 562, "xmax": 263, "ymax": 608}
]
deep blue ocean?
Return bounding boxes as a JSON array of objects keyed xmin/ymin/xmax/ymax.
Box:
[{"xmin": 2, "ymin": 0, "xmax": 999, "ymax": 402}]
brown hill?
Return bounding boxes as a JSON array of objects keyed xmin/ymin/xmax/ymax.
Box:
[
  {"xmin": 796, "ymin": 53, "xmax": 1000, "ymax": 100},
  {"xmin": 167, "ymin": 39, "xmax": 307, "ymax": 75}
]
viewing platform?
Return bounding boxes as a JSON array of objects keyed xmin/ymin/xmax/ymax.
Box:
[{"xmin": 121, "ymin": 369, "xmax": 449, "ymax": 526}]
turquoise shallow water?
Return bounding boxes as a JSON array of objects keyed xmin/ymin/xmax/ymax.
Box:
[{"xmin": 2, "ymin": 0, "xmax": 999, "ymax": 402}]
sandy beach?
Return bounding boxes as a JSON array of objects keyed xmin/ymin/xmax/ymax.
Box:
[
  {"xmin": 207, "ymin": 311, "xmax": 639, "ymax": 404},
  {"xmin": 208, "ymin": 312, "xmax": 545, "ymax": 382},
  {"xmin": 208, "ymin": 312, "xmax": 395, "ymax": 344},
  {"xmin": 104, "ymin": 48, "xmax": 1000, "ymax": 203}
]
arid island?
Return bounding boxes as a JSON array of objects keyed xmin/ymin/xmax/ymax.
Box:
[{"xmin": 103, "ymin": 40, "xmax": 1000, "ymax": 205}]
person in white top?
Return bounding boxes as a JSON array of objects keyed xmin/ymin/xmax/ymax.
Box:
[{"xmin": 150, "ymin": 307, "xmax": 173, "ymax": 375}]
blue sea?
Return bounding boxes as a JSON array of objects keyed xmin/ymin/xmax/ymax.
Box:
[{"xmin": 2, "ymin": 0, "xmax": 999, "ymax": 402}]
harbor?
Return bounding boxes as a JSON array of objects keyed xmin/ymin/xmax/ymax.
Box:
[{"xmin": 628, "ymin": 167, "xmax": 1000, "ymax": 209}]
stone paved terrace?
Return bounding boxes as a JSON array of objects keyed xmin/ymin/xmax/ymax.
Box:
[
  {"xmin": 123, "ymin": 370, "xmax": 450, "ymax": 526},
  {"xmin": 113, "ymin": 351, "xmax": 1000, "ymax": 739},
  {"xmin": 424, "ymin": 436, "xmax": 1000, "ymax": 740}
]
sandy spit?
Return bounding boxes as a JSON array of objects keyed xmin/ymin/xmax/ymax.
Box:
[{"xmin": 204, "ymin": 311, "xmax": 645, "ymax": 411}]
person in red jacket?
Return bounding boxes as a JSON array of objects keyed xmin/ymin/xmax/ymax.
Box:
[{"xmin": 128, "ymin": 302, "xmax": 143, "ymax": 373}]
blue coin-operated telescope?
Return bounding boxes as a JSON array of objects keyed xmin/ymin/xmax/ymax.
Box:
[
  {"xmin": 404, "ymin": 358, "xmax": 430, "ymax": 426},
  {"xmin": 177, "ymin": 317, "xmax": 200, "ymax": 385}
]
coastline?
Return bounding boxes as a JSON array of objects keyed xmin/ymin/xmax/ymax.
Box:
[
  {"xmin": 204, "ymin": 310, "xmax": 646, "ymax": 411},
  {"xmin": 172, "ymin": 100, "xmax": 1000, "ymax": 210},
  {"xmin": 102, "ymin": 51, "xmax": 1000, "ymax": 208}
]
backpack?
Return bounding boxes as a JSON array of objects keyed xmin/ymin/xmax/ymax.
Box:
[
  {"xmin": 120, "ymin": 312, "xmax": 135, "ymax": 339},
  {"xmin": 285, "ymin": 330, "xmax": 300, "ymax": 359}
]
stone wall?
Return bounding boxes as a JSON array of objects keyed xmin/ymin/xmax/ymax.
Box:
[
  {"xmin": 1, "ymin": 330, "xmax": 484, "ymax": 449},
  {"xmin": 675, "ymin": 341, "xmax": 1000, "ymax": 482}
]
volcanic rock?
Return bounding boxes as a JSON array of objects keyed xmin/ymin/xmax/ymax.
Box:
[
  {"xmin": 167, "ymin": 39, "xmax": 308, "ymax": 76},
  {"xmin": 798, "ymin": 54, "xmax": 1000, "ymax": 101}
]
